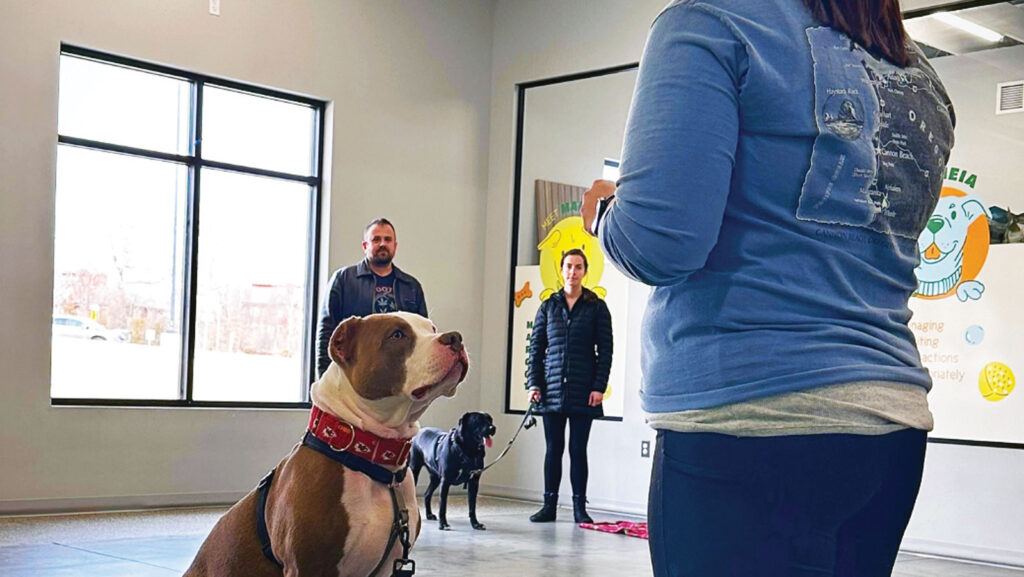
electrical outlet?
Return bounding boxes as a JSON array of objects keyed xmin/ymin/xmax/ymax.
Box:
[
  {"xmin": 640, "ymin": 440, "xmax": 651, "ymax": 458},
  {"xmin": 209, "ymin": 0, "xmax": 221, "ymax": 16}
]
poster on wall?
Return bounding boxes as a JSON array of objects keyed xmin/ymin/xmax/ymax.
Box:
[
  {"xmin": 508, "ymin": 178, "xmax": 629, "ymax": 419},
  {"xmin": 909, "ymin": 166, "xmax": 1023, "ymax": 446}
]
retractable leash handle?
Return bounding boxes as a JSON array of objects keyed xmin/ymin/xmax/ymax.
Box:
[{"xmin": 524, "ymin": 401, "xmax": 539, "ymax": 430}]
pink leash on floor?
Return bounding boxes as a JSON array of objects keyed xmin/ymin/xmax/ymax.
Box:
[{"xmin": 577, "ymin": 520, "xmax": 649, "ymax": 540}]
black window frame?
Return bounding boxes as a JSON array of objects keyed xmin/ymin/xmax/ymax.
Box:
[{"xmin": 52, "ymin": 44, "xmax": 326, "ymax": 409}]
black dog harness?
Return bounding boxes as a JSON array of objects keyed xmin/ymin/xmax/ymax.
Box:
[
  {"xmin": 255, "ymin": 430, "xmax": 416, "ymax": 577},
  {"xmin": 255, "ymin": 469, "xmax": 280, "ymax": 568}
]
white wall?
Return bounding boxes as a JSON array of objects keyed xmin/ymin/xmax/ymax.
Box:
[
  {"xmin": 0, "ymin": 0, "xmax": 492, "ymax": 513},
  {"xmin": 481, "ymin": 0, "xmax": 1024, "ymax": 567}
]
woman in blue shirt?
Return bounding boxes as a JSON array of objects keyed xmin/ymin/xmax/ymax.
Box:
[{"xmin": 584, "ymin": 0, "xmax": 954, "ymax": 574}]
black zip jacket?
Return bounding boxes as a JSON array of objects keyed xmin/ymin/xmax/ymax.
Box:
[{"xmin": 527, "ymin": 288, "xmax": 613, "ymax": 417}]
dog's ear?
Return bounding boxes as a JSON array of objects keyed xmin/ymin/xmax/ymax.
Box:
[
  {"xmin": 961, "ymin": 199, "xmax": 988, "ymax": 224},
  {"xmin": 458, "ymin": 413, "xmax": 466, "ymax": 427},
  {"xmin": 537, "ymin": 227, "xmax": 562, "ymax": 250},
  {"xmin": 329, "ymin": 316, "xmax": 362, "ymax": 366}
]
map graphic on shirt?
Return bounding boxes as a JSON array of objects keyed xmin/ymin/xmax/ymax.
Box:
[
  {"xmin": 799, "ymin": 27, "xmax": 954, "ymax": 240},
  {"xmin": 374, "ymin": 273, "xmax": 397, "ymax": 314}
]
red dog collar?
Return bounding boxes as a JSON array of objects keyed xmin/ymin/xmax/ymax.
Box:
[{"xmin": 307, "ymin": 405, "xmax": 413, "ymax": 467}]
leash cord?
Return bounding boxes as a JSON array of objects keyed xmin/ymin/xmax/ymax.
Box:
[
  {"xmin": 469, "ymin": 403, "xmax": 537, "ymax": 478},
  {"xmin": 368, "ymin": 485, "xmax": 416, "ymax": 577}
]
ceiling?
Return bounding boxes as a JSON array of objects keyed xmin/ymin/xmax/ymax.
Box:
[{"xmin": 905, "ymin": 1, "xmax": 1024, "ymax": 56}]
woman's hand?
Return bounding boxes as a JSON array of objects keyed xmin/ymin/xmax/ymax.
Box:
[
  {"xmin": 588, "ymin": 391, "xmax": 604, "ymax": 407},
  {"xmin": 581, "ymin": 179, "xmax": 617, "ymax": 237},
  {"xmin": 528, "ymin": 389, "xmax": 541, "ymax": 404}
]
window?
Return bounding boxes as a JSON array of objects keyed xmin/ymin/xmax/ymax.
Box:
[{"xmin": 51, "ymin": 46, "xmax": 325, "ymax": 407}]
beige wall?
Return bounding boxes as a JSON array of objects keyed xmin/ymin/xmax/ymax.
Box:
[{"xmin": 0, "ymin": 0, "xmax": 492, "ymax": 512}]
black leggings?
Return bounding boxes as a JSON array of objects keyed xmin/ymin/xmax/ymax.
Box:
[
  {"xmin": 541, "ymin": 414, "xmax": 594, "ymax": 496},
  {"xmin": 649, "ymin": 428, "xmax": 927, "ymax": 576}
]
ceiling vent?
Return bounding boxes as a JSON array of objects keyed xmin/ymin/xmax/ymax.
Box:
[{"xmin": 997, "ymin": 80, "xmax": 1024, "ymax": 114}]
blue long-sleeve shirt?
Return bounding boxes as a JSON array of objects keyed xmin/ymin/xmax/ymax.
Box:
[{"xmin": 599, "ymin": 0, "xmax": 955, "ymax": 413}]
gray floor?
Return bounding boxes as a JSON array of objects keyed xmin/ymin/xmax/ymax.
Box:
[{"xmin": 0, "ymin": 496, "xmax": 1021, "ymax": 576}]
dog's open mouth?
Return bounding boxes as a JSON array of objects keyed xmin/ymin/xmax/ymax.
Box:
[
  {"xmin": 410, "ymin": 383, "xmax": 436, "ymax": 400},
  {"xmin": 485, "ymin": 436, "xmax": 493, "ymax": 449},
  {"xmin": 922, "ymin": 240, "xmax": 956, "ymax": 263},
  {"xmin": 411, "ymin": 355, "xmax": 468, "ymax": 400}
]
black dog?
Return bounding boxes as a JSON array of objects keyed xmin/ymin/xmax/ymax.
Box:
[{"xmin": 410, "ymin": 411, "xmax": 495, "ymax": 530}]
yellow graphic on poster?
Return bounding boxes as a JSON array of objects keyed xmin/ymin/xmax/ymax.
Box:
[
  {"xmin": 537, "ymin": 216, "xmax": 606, "ymax": 301},
  {"xmin": 979, "ymin": 362, "xmax": 1015, "ymax": 403}
]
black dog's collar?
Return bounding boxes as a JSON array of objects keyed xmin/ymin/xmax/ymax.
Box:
[{"xmin": 303, "ymin": 431, "xmax": 409, "ymax": 486}]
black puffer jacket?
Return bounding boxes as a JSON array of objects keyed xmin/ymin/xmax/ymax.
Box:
[{"xmin": 527, "ymin": 288, "xmax": 613, "ymax": 417}]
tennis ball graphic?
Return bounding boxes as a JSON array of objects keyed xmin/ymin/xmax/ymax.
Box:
[{"xmin": 978, "ymin": 362, "xmax": 1015, "ymax": 402}]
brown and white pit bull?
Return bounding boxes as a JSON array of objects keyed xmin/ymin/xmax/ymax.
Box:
[{"xmin": 184, "ymin": 312, "xmax": 469, "ymax": 577}]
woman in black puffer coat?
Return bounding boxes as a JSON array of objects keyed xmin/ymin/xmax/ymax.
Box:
[{"xmin": 527, "ymin": 248, "xmax": 613, "ymax": 524}]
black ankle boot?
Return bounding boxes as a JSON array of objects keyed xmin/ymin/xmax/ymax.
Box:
[
  {"xmin": 572, "ymin": 495, "xmax": 593, "ymax": 523},
  {"xmin": 530, "ymin": 492, "xmax": 558, "ymax": 522}
]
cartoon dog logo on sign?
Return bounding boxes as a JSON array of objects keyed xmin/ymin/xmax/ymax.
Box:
[
  {"xmin": 914, "ymin": 188, "xmax": 990, "ymax": 302},
  {"xmin": 537, "ymin": 216, "xmax": 606, "ymax": 301}
]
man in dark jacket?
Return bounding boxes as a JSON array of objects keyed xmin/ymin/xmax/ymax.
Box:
[
  {"xmin": 316, "ymin": 218, "xmax": 428, "ymax": 376},
  {"xmin": 526, "ymin": 248, "xmax": 613, "ymax": 524}
]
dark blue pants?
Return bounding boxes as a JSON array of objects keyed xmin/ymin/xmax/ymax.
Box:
[
  {"xmin": 542, "ymin": 414, "xmax": 594, "ymax": 496},
  {"xmin": 649, "ymin": 429, "xmax": 927, "ymax": 577}
]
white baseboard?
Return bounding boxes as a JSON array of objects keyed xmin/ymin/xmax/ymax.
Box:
[
  {"xmin": 0, "ymin": 492, "xmax": 246, "ymax": 516},
  {"xmin": 480, "ymin": 483, "xmax": 647, "ymax": 517},
  {"xmin": 900, "ymin": 538, "xmax": 1024, "ymax": 569}
]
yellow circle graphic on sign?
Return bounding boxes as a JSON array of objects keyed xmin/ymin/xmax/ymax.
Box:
[{"xmin": 978, "ymin": 362, "xmax": 1015, "ymax": 402}]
